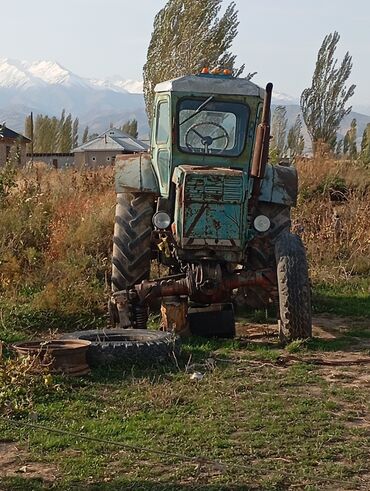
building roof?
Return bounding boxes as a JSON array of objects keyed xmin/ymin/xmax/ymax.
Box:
[
  {"xmin": 0, "ymin": 124, "xmax": 31, "ymax": 142},
  {"xmin": 155, "ymin": 74, "xmax": 265, "ymax": 98},
  {"xmin": 73, "ymin": 128, "xmax": 149, "ymax": 153}
]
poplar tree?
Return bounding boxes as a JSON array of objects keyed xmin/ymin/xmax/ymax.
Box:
[
  {"xmin": 360, "ymin": 123, "xmax": 370, "ymax": 165},
  {"xmin": 82, "ymin": 126, "xmax": 89, "ymax": 144},
  {"xmin": 343, "ymin": 118, "xmax": 357, "ymax": 159},
  {"xmin": 59, "ymin": 113, "xmax": 73, "ymax": 152},
  {"xmin": 121, "ymin": 119, "xmax": 138, "ymax": 138},
  {"xmin": 143, "ymin": 0, "xmax": 249, "ymax": 120},
  {"xmin": 269, "ymin": 106, "xmax": 287, "ymax": 162},
  {"xmin": 287, "ymin": 114, "xmax": 305, "ymax": 159},
  {"xmin": 300, "ymin": 31, "xmax": 355, "ymax": 154},
  {"xmin": 72, "ymin": 117, "xmax": 79, "ymax": 149}
]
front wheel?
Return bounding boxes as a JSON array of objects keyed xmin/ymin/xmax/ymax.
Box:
[{"xmin": 275, "ymin": 233, "xmax": 312, "ymax": 342}]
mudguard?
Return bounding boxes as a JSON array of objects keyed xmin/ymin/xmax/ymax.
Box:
[
  {"xmin": 115, "ymin": 153, "xmax": 160, "ymax": 195},
  {"xmin": 259, "ymin": 163, "xmax": 298, "ymax": 206}
]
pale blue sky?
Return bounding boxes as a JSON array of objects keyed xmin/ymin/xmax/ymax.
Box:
[{"xmin": 2, "ymin": 0, "xmax": 369, "ymax": 105}]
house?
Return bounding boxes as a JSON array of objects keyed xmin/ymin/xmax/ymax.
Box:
[
  {"xmin": 73, "ymin": 128, "xmax": 149, "ymax": 167},
  {"xmin": 0, "ymin": 123, "xmax": 31, "ymax": 167}
]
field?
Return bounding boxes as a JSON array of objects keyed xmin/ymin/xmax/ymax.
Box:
[{"xmin": 0, "ymin": 158, "xmax": 369, "ymax": 490}]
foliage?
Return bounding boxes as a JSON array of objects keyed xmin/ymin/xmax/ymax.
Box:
[
  {"xmin": 121, "ymin": 118, "xmax": 138, "ymax": 138},
  {"xmin": 343, "ymin": 118, "xmax": 357, "ymax": 159},
  {"xmin": 24, "ymin": 109, "xmax": 79, "ymax": 153},
  {"xmin": 143, "ymin": 0, "xmax": 248, "ymax": 120},
  {"xmin": 0, "ymin": 162, "xmax": 17, "ymax": 203},
  {"xmin": 82, "ymin": 125, "xmax": 89, "ymax": 144},
  {"xmin": 286, "ymin": 114, "xmax": 305, "ymax": 159},
  {"xmin": 360, "ymin": 123, "xmax": 370, "ymax": 166},
  {"xmin": 72, "ymin": 117, "xmax": 79, "ymax": 149},
  {"xmin": 300, "ymin": 31, "xmax": 356, "ymax": 153},
  {"xmin": 269, "ymin": 105, "xmax": 287, "ymax": 162},
  {"xmin": 0, "ymin": 166, "xmax": 114, "ymax": 316},
  {"xmin": 294, "ymin": 157, "xmax": 370, "ymax": 282},
  {"xmin": 0, "ymin": 354, "xmax": 60, "ymax": 417}
]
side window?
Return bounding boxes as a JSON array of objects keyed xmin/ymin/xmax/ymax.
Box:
[{"xmin": 156, "ymin": 101, "xmax": 169, "ymax": 144}]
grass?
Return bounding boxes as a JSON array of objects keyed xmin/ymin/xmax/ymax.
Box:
[
  {"xmin": 313, "ymin": 279, "xmax": 370, "ymax": 318},
  {"xmin": 1, "ymin": 315, "xmax": 370, "ymax": 490}
]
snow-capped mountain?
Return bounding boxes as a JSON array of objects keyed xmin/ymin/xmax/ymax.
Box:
[
  {"xmin": 0, "ymin": 58, "xmax": 147, "ymax": 134},
  {"xmin": 0, "ymin": 58, "xmax": 368, "ymax": 140},
  {"xmin": 0, "ymin": 58, "xmax": 143, "ymax": 93}
]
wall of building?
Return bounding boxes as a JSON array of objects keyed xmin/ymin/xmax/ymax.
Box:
[
  {"xmin": 0, "ymin": 139, "xmax": 27, "ymax": 167},
  {"xmin": 75, "ymin": 151, "xmax": 125, "ymax": 168},
  {"xmin": 28, "ymin": 153, "xmax": 75, "ymax": 168}
]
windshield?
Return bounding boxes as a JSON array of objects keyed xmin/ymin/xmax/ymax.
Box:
[{"xmin": 178, "ymin": 99, "xmax": 249, "ymax": 157}]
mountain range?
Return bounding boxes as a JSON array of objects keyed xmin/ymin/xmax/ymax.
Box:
[{"xmin": 0, "ymin": 57, "xmax": 369, "ymax": 146}]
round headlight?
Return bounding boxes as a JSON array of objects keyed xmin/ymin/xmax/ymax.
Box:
[
  {"xmin": 253, "ymin": 215, "xmax": 271, "ymax": 233},
  {"xmin": 153, "ymin": 212, "xmax": 171, "ymax": 229}
]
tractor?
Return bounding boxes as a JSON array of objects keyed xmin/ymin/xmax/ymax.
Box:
[{"xmin": 109, "ymin": 69, "xmax": 312, "ymax": 341}]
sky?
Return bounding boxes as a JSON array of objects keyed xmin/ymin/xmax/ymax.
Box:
[{"xmin": 2, "ymin": 0, "xmax": 369, "ymax": 107}]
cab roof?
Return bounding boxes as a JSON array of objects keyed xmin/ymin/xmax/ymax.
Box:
[{"xmin": 155, "ymin": 74, "xmax": 265, "ymax": 98}]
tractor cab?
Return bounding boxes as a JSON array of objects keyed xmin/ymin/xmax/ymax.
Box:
[{"xmin": 150, "ymin": 70, "xmax": 265, "ymax": 198}]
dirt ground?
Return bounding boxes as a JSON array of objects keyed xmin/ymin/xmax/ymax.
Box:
[{"xmin": 0, "ymin": 442, "xmax": 58, "ymax": 483}]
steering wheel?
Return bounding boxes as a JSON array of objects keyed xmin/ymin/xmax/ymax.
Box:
[{"xmin": 185, "ymin": 121, "xmax": 229, "ymax": 154}]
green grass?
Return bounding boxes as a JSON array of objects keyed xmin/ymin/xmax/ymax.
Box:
[
  {"xmin": 1, "ymin": 330, "xmax": 370, "ymax": 490},
  {"xmin": 1, "ymin": 277, "xmax": 369, "ymax": 490},
  {"xmin": 313, "ymin": 278, "xmax": 370, "ymax": 318}
]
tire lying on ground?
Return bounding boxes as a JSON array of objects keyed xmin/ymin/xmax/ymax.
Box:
[{"xmin": 63, "ymin": 329, "xmax": 180, "ymax": 367}]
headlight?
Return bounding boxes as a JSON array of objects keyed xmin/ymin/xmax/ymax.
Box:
[
  {"xmin": 253, "ymin": 215, "xmax": 271, "ymax": 233},
  {"xmin": 153, "ymin": 212, "xmax": 171, "ymax": 229}
]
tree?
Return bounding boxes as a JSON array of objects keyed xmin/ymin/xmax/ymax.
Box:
[
  {"xmin": 24, "ymin": 112, "xmax": 34, "ymax": 155},
  {"xmin": 286, "ymin": 114, "xmax": 305, "ymax": 159},
  {"xmin": 72, "ymin": 117, "xmax": 79, "ymax": 149},
  {"xmin": 300, "ymin": 31, "xmax": 355, "ymax": 154},
  {"xmin": 82, "ymin": 126, "xmax": 89, "ymax": 144},
  {"xmin": 121, "ymin": 119, "xmax": 138, "ymax": 138},
  {"xmin": 343, "ymin": 118, "xmax": 357, "ymax": 159},
  {"xmin": 58, "ymin": 113, "xmax": 73, "ymax": 152},
  {"xmin": 143, "ymin": 0, "xmax": 249, "ymax": 121},
  {"xmin": 269, "ymin": 106, "xmax": 287, "ymax": 162},
  {"xmin": 360, "ymin": 123, "xmax": 370, "ymax": 165}
]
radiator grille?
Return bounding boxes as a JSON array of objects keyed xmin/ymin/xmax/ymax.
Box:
[{"xmin": 185, "ymin": 174, "xmax": 243, "ymax": 203}]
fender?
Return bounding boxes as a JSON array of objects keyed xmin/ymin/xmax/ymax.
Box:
[
  {"xmin": 115, "ymin": 153, "xmax": 160, "ymax": 195},
  {"xmin": 258, "ymin": 163, "xmax": 298, "ymax": 206}
]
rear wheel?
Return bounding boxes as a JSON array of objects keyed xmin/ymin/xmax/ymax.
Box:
[
  {"xmin": 275, "ymin": 232, "xmax": 312, "ymax": 341},
  {"xmin": 111, "ymin": 192, "xmax": 154, "ymax": 291},
  {"xmin": 110, "ymin": 192, "xmax": 154, "ymax": 328}
]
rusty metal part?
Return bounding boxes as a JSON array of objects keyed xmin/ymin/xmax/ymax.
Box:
[
  {"xmin": 134, "ymin": 268, "xmax": 275, "ymax": 304},
  {"xmin": 251, "ymin": 82, "xmax": 273, "ymax": 181},
  {"xmin": 250, "ymin": 82, "xmax": 273, "ymax": 218},
  {"xmin": 12, "ymin": 340, "xmax": 91, "ymax": 376},
  {"xmin": 161, "ymin": 296, "xmax": 190, "ymax": 336}
]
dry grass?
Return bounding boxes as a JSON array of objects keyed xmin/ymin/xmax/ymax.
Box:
[
  {"xmin": 0, "ymin": 165, "xmax": 115, "ymax": 314},
  {"xmin": 0, "ymin": 158, "xmax": 368, "ymax": 323},
  {"xmin": 294, "ymin": 157, "xmax": 370, "ymax": 284}
]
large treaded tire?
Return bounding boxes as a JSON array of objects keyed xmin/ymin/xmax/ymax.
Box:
[
  {"xmin": 111, "ymin": 193, "xmax": 154, "ymax": 292},
  {"xmin": 64, "ymin": 329, "xmax": 180, "ymax": 366},
  {"xmin": 275, "ymin": 232, "xmax": 312, "ymax": 341}
]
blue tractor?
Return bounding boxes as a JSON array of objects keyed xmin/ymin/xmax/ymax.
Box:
[{"xmin": 109, "ymin": 70, "xmax": 312, "ymax": 341}]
